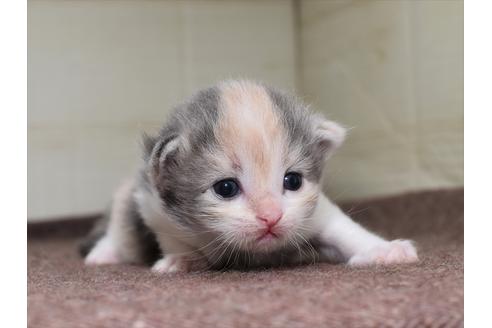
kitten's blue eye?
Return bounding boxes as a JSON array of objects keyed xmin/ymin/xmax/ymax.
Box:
[
  {"xmin": 213, "ymin": 179, "xmax": 240, "ymax": 199},
  {"xmin": 284, "ymin": 172, "xmax": 302, "ymax": 191}
]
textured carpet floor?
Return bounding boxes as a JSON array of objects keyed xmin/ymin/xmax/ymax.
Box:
[{"xmin": 28, "ymin": 189, "xmax": 463, "ymax": 328}]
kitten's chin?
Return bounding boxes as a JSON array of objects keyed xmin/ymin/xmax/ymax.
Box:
[{"xmin": 245, "ymin": 233, "xmax": 287, "ymax": 253}]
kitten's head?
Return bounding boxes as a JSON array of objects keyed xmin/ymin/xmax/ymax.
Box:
[{"xmin": 143, "ymin": 80, "xmax": 345, "ymax": 253}]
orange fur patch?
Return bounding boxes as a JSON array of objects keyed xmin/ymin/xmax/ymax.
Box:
[{"xmin": 217, "ymin": 80, "xmax": 286, "ymax": 192}]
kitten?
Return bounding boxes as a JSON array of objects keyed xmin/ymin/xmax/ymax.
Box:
[{"xmin": 80, "ymin": 80, "xmax": 418, "ymax": 272}]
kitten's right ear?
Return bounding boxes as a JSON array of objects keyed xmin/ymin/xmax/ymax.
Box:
[{"xmin": 142, "ymin": 133, "xmax": 183, "ymax": 175}]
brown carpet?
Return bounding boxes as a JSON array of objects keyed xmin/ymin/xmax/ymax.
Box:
[{"xmin": 28, "ymin": 189, "xmax": 464, "ymax": 328}]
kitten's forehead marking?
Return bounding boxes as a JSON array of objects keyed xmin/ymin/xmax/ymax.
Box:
[{"xmin": 217, "ymin": 80, "xmax": 285, "ymax": 191}]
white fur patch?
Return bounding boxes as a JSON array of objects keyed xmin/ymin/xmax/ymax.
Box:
[{"xmin": 85, "ymin": 235, "xmax": 121, "ymax": 266}]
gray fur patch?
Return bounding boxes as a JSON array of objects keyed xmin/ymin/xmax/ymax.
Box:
[
  {"xmin": 138, "ymin": 86, "xmax": 222, "ymax": 229},
  {"xmin": 265, "ymin": 85, "xmax": 327, "ymax": 182}
]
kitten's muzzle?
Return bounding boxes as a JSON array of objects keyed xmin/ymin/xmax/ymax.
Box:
[
  {"xmin": 254, "ymin": 198, "xmax": 283, "ymax": 227},
  {"xmin": 256, "ymin": 211, "xmax": 283, "ymax": 241}
]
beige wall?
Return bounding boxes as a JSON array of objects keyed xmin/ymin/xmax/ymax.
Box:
[
  {"xmin": 300, "ymin": 0, "xmax": 463, "ymax": 200},
  {"xmin": 28, "ymin": 0, "xmax": 296, "ymax": 220},
  {"xmin": 28, "ymin": 0, "xmax": 463, "ymax": 220}
]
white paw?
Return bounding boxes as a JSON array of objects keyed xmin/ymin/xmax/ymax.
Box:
[
  {"xmin": 348, "ymin": 239, "xmax": 418, "ymax": 267},
  {"xmin": 84, "ymin": 236, "xmax": 121, "ymax": 266},
  {"xmin": 152, "ymin": 255, "xmax": 189, "ymax": 274}
]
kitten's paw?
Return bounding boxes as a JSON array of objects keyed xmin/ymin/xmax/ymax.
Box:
[
  {"xmin": 152, "ymin": 255, "xmax": 189, "ymax": 274},
  {"xmin": 84, "ymin": 237, "xmax": 121, "ymax": 266},
  {"xmin": 348, "ymin": 239, "xmax": 418, "ymax": 267}
]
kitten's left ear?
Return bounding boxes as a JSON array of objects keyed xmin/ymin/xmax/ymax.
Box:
[{"xmin": 314, "ymin": 117, "xmax": 347, "ymax": 158}]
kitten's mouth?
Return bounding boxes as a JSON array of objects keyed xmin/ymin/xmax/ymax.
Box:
[
  {"xmin": 249, "ymin": 229, "xmax": 286, "ymax": 252},
  {"xmin": 256, "ymin": 230, "xmax": 279, "ymax": 242}
]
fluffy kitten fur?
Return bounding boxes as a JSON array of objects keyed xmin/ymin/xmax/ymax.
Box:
[{"xmin": 81, "ymin": 80, "xmax": 418, "ymax": 272}]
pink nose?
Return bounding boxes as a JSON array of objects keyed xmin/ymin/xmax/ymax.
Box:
[{"xmin": 256, "ymin": 207, "xmax": 283, "ymax": 227}]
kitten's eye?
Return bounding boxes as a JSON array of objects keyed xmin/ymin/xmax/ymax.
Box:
[
  {"xmin": 284, "ymin": 172, "xmax": 302, "ymax": 191},
  {"xmin": 213, "ymin": 179, "xmax": 240, "ymax": 199}
]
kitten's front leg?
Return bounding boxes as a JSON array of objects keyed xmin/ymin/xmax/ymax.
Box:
[{"xmin": 314, "ymin": 194, "xmax": 418, "ymax": 266}]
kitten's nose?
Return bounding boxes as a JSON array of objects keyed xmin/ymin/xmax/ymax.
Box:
[{"xmin": 256, "ymin": 204, "xmax": 283, "ymax": 228}]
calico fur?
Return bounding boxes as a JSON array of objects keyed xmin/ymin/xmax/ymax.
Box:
[{"xmin": 82, "ymin": 80, "xmax": 418, "ymax": 271}]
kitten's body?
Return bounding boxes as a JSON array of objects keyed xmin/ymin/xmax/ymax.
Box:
[{"xmin": 82, "ymin": 80, "xmax": 418, "ymax": 272}]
